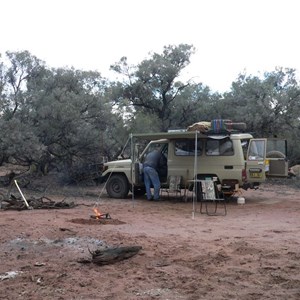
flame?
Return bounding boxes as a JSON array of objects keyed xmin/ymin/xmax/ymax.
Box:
[{"xmin": 93, "ymin": 207, "xmax": 102, "ymax": 218}]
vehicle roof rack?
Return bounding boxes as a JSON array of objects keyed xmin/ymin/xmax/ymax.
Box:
[{"xmin": 187, "ymin": 119, "xmax": 247, "ymax": 135}]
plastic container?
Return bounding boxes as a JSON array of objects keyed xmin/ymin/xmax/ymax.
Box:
[{"xmin": 237, "ymin": 197, "xmax": 245, "ymax": 205}]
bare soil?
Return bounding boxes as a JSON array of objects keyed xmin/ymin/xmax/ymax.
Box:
[{"xmin": 0, "ymin": 177, "xmax": 299, "ymax": 300}]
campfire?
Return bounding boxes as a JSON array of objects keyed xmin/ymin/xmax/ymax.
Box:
[
  {"xmin": 70, "ymin": 206, "xmax": 124, "ymax": 225},
  {"xmin": 91, "ymin": 207, "xmax": 111, "ymax": 219}
]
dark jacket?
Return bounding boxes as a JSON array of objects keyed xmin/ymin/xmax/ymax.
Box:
[
  {"xmin": 144, "ymin": 150, "xmax": 167, "ymax": 173},
  {"xmin": 143, "ymin": 150, "xmax": 164, "ymax": 172}
]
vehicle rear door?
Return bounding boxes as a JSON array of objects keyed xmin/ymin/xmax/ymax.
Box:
[
  {"xmin": 246, "ymin": 139, "xmax": 267, "ymax": 182},
  {"xmin": 266, "ymin": 139, "xmax": 288, "ymax": 177}
]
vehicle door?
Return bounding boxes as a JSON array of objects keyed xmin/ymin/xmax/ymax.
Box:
[
  {"xmin": 136, "ymin": 141, "xmax": 169, "ymax": 184},
  {"xmin": 246, "ymin": 139, "xmax": 267, "ymax": 182},
  {"xmin": 266, "ymin": 139, "xmax": 288, "ymax": 177}
]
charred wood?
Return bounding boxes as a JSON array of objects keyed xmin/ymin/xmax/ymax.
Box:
[{"xmin": 89, "ymin": 246, "xmax": 142, "ymax": 265}]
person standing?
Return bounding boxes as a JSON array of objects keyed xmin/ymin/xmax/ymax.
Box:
[{"xmin": 143, "ymin": 150, "xmax": 165, "ymax": 200}]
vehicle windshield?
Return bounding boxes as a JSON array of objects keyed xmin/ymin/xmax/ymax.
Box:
[{"xmin": 248, "ymin": 140, "xmax": 265, "ymax": 161}]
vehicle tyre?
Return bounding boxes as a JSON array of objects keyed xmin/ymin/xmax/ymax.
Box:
[
  {"xmin": 266, "ymin": 151, "xmax": 286, "ymax": 158},
  {"xmin": 106, "ymin": 174, "xmax": 129, "ymax": 198}
]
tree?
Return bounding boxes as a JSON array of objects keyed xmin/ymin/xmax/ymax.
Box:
[
  {"xmin": 223, "ymin": 68, "xmax": 300, "ymax": 163},
  {"xmin": 0, "ymin": 51, "xmax": 46, "ymax": 167},
  {"xmin": 28, "ymin": 67, "xmax": 112, "ymax": 170},
  {"xmin": 110, "ymin": 44, "xmax": 195, "ymax": 131},
  {"xmin": 222, "ymin": 68, "xmax": 300, "ymax": 135},
  {"xmin": 0, "ymin": 118, "xmax": 45, "ymax": 167},
  {"xmin": 170, "ymin": 82, "xmax": 222, "ymax": 129},
  {"xmin": 0, "ymin": 51, "xmax": 114, "ymax": 174},
  {"xmin": 1, "ymin": 50, "xmax": 45, "ymax": 120}
]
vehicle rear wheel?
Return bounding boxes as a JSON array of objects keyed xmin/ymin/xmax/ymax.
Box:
[{"xmin": 106, "ymin": 174, "xmax": 129, "ymax": 199}]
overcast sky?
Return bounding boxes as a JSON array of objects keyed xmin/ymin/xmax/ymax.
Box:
[{"xmin": 1, "ymin": 0, "xmax": 299, "ymax": 92}]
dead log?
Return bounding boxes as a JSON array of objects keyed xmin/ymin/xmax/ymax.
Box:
[
  {"xmin": 0, "ymin": 194, "xmax": 76, "ymax": 210},
  {"xmin": 90, "ymin": 246, "xmax": 142, "ymax": 265}
]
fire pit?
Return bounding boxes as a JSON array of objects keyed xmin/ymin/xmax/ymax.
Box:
[
  {"xmin": 69, "ymin": 217, "xmax": 125, "ymax": 225},
  {"xmin": 69, "ymin": 207, "xmax": 124, "ymax": 225}
]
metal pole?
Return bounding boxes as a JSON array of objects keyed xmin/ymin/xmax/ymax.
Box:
[
  {"xmin": 192, "ymin": 131, "xmax": 198, "ymax": 219},
  {"xmin": 130, "ymin": 133, "xmax": 135, "ymax": 208}
]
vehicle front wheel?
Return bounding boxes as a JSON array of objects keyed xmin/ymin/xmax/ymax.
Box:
[{"xmin": 106, "ymin": 174, "xmax": 129, "ymax": 198}]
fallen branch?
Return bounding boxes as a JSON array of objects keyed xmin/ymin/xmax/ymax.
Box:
[
  {"xmin": 85, "ymin": 246, "xmax": 142, "ymax": 265},
  {"xmin": 0, "ymin": 194, "xmax": 76, "ymax": 210}
]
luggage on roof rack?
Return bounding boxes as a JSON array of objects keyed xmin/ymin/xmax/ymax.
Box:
[{"xmin": 187, "ymin": 119, "xmax": 247, "ymax": 134}]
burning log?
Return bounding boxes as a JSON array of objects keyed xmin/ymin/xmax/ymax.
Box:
[
  {"xmin": 90, "ymin": 213, "xmax": 111, "ymax": 219},
  {"xmin": 88, "ymin": 246, "xmax": 142, "ymax": 265},
  {"xmin": 91, "ymin": 206, "xmax": 111, "ymax": 219}
]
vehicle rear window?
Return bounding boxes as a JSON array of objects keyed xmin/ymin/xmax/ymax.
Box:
[{"xmin": 206, "ymin": 138, "xmax": 234, "ymax": 156}]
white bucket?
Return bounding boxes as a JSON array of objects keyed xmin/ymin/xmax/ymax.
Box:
[{"xmin": 237, "ymin": 197, "xmax": 245, "ymax": 205}]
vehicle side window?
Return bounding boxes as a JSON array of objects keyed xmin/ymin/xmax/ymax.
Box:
[
  {"xmin": 206, "ymin": 138, "xmax": 234, "ymax": 156},
  {"xmin": 175, "ymin": 139, "xmax": 203, "ymax": 156}
]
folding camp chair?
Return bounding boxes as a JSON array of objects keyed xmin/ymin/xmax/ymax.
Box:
[{"xmin": 199, "ymin": 180, "xmax": 227, "ymax": 216}]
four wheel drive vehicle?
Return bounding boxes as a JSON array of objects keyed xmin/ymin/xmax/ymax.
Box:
[{"xmin": 101, "ymin": 130, "xmax": 288, "ymax": 199}]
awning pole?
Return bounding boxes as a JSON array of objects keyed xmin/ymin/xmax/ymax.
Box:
[
  {"xmin": 130, "ymin": 133, "xmax": 135, "ymax": 208},
  {"xmin": 192, "ymin": 131, "xmax": 198, "ymax": 219}
]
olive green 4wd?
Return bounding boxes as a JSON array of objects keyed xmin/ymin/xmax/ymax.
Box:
[{"xmin": 101, "ymin": 131, "xmax": 287, "ymax": 199}]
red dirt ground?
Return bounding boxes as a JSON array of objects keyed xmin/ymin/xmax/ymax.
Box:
[{"xmin": 0, "ymin": 179, "xmax": 299, "ymax": 300}]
